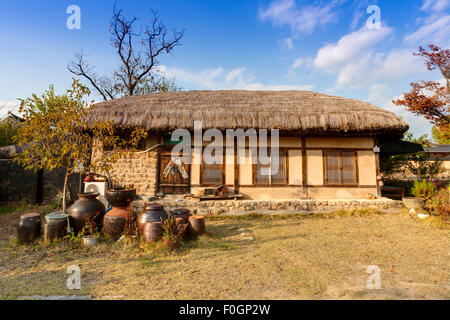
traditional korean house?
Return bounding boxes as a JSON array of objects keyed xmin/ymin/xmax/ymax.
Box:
[{"xmin": 87, "ymin": 90, "xmax": 409, "ymax": 200}]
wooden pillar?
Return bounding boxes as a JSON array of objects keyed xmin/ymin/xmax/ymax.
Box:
[
  {"xmin": 301, "ymin": 136, "xmax": 308, "ymax": 199},
  {"xmin": 374, "ymin": 136, "xmax": 381, "ymax": 198}
]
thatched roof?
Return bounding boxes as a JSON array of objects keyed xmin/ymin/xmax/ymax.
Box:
[
  {"xmin": 87, "ymin": 90, "xmax": 408, "ymax": 135},
  {"xmin": 0, "ymin": 144, "xmax": 23, "ymax": 159}
]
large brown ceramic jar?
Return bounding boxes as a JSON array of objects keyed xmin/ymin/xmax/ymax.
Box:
[
  {"xmin": 138, "ymin": 203, "xmax": 167, "ymax": 235},
  {"xmin": 68, "ymin": 192, "xmax": 105, "ymax": 234},
  {"xmin": 103, "ymin": 214, "xmax": 127, "ymax": 239},
  {"xmin": 105, "ymin": 188, "xmax": 136, "ymax": 208},
  {"xmin": 17, "ymin": 213, "xmax": 41, "ymax": 243},
  {"xmin": 103, "ymin": 188, "xmax": 136, "ymax": 239}
]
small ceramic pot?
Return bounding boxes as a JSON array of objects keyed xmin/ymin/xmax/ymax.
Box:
[
  {"xmin": 163, "ymin": 238, "xmax": 179, "ymax": 249},
  {"xmin": 402, "ymin": 197, "xmax": 425, "ymax": 209},
  {"xmin": 188, "ymin": 216, "xmax": 206, "ymax": 236},
  {"xmin": 82, "ymin": 236, "xmax": 98, "ymax": 247}
]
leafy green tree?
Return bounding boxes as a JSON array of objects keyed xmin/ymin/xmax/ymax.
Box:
[
  {"xmin": 0, "ymin": 119, "xmax": 19, "ymax": 147},
  {"xmin": 14, "ymin": 79, "xmax": 147, "ymax": 213},
  {"xmin": 381, "ymin": 131, "xmax": 442, "ymax": 180},
  {"xmin": 431, "ymin": 126, "xmax": 450, "ymax": 144}
]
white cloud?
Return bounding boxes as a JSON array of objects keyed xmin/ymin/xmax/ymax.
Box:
[
  {"xmin": 404, "ymin": 15, "xmax": 450, "ymax": 45},
  {"xmin": 258, "ymin": 0, "xmax": 341, "ymax": 36},
  {"xmin": 312, "ymin": 25, "xmax": 428, "ymax": 89},
  {"xmin": 420, "ymin": 0, "xmax": 450, "ymax": 12},
  {"xmin": 291, "ymin": 56, "xmax": 313, "ymax": 69},
  {"xmin": 367, "ymin": 83, "xmax": 390, "ymax": 105},
  {"xmin": 381, "ymin": 48, "xmax": 426, "ymax": 77},
  {"xmin": 0, "ymin": 101, "xmax": 19, "ymax": 119},
  {"xmin": 225, "ymin": 68, "xmax": 246, "ymax": 83},
  {"xmin": 158, "ymin": 66, "xmax": 224, "ymax": 89},
  {"xmin": 404, "ymin": 0, "xmax": 450, "ymax": 45},
  {"xmin": 292, "ymin": 57, "xmax": 304, "ymax": 69},
  {"xmin": 282, "ymin": 37, "xmax": 294, "ymax": 50},
  {"xmin": 242, "ymin": 83, "xmax": 314, "ymax": 91},
  {"xmin": 349, "ymin": 0, "xmax": 375, "ymax": 30},
  {"xmin": 314, "ymin": 25, "xmax": 393, "ymax": 71},
  {"xmin": 159, "ymin": 65, "xmax": 314, "ymax": 91}
]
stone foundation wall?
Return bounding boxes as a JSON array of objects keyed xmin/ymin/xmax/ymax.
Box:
[{"xmin": 134, "ymin": 198, "xmax": 404, "ymax": 215}]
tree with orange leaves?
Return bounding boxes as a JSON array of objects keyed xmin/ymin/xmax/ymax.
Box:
[{"xmin": 394, "ymin": 45, "xmax": 449, "ymax": 135}]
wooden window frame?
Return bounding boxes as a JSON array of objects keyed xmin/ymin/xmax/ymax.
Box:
[
  {"xmin": 324, "ymin": 150, "xmax": 358, "ymax": 186},
  {"xmin": 200, "ymin": 150, "xmax": 225, "ymax": 186},
  {"xmin": 252, "ymin": 148, "xmax": 289, "ymax": 186}
]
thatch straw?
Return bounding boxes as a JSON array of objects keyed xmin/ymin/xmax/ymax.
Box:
[
  {"xmin": 0, "ymin": 145, "xmax": 24, "ymax": 159},
  {"xmin": 87, "ymin": 90, "xmax": 408, "ymax": 134}
]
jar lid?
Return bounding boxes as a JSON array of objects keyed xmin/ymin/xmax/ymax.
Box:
[
  {"xmin": 21, "ymin": 212, "xmax": 41, "ymax": 219},
  {"xmin": 46, "ymin": 213, "xmax": 69, "ymax": 220},
  {"xmin": 144, "ymin": 203, "xmax": 164, "ymax": 209}
]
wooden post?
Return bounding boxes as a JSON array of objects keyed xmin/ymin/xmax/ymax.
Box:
[
  {"xmin": 374, "ymin": 136, "xmax": 381, "ymax": 198},
  {"xmin": 301, "ymin": 136, "xmax": 308, "ymax": 199}
]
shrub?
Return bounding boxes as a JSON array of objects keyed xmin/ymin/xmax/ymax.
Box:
[
  {"xmin": 425, "ymin": 187, "xmax": 450, "ymax": 217},
  {"xmin": 161, "ymin": 215, "xmax": 180, "ymax": 244},
  {"xmin": 412, "ymin": 179, "xmax": 436, "ymax": 200}
]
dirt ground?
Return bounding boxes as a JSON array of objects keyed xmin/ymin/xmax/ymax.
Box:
[{"xmin": 0, "ymin": 206, "xmax": 449, "ymax": 300}]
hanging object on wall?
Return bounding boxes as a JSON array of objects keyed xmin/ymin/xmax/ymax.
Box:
[{"xmin": 162, "ymin": 159, "xmax": 188, "ymax": 179}]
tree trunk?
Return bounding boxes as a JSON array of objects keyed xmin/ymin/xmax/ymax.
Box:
[{"xmin": 62, "ymin": 171, "xmax": 70, "ymax": 214}]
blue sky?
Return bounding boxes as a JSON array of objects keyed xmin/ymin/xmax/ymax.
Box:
[{"xmin": 1, "ymin": 0, "xmax": 449, "ymax": 136}]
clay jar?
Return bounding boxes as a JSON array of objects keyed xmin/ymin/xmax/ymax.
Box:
[
  {"xmin": 104, "ymin": 188, "xmax": 136, "ymax": 208},
  {"xmin": 188, "ymin": 216, "xmax": 206, "ymax": 236},
  {"xmin": 44, "ymin": 213, "xmax": 68, "ymax": 241},
  {"xmin": 17, "ymin": 213, "xmax": 41, "ymax": 243},
  {"xmin": 170, "ymin": 208, "xmax": 191, "ymax": 224},
  {"xmin": 103, "ymin": 188, "xmax": 136, "ymax": 239},
  {"xmin": 142, "ymin": 222, "xmax": 163, "ymax": 243},
  {"xmin": 176, "ymin": 217, "xmax": 189, "ymax": 239},
  {"xmin": 138, "ymin": 203, "xmax": 167, "ymax": 235},
  {"xmin": 68, "ymin": 192, "xmax": 105, "ymax": 234}
]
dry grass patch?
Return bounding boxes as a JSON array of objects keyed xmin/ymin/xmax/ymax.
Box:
[{"xmin": 0, "ymin": 207, "xmax": 448, "ymax": 300}]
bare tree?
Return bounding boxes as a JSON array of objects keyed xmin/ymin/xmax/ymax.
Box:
[{"xmin": 68, "ymin": 6, "xmax": 184, "ymax": 100}]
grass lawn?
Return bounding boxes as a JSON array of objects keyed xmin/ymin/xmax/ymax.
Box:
[{"xmin": 0, "ymin": 205, "xmax": 448, "ymax": 300}]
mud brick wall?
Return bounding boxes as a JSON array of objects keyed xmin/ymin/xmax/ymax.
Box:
[
  {"xmin": 41, "ymin": 169, "xmax": 80, "ymax": 203},
  {"xmin": 0, "ymin": 159, "xmax": 37, "ymax": 202},
  {"xmin": 92, "ymin": 144, "xmax": 158, "ymax": 196},
  {"xmin": 0, "ymin": 159, "xmax": 80, "ymax": 203}
]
